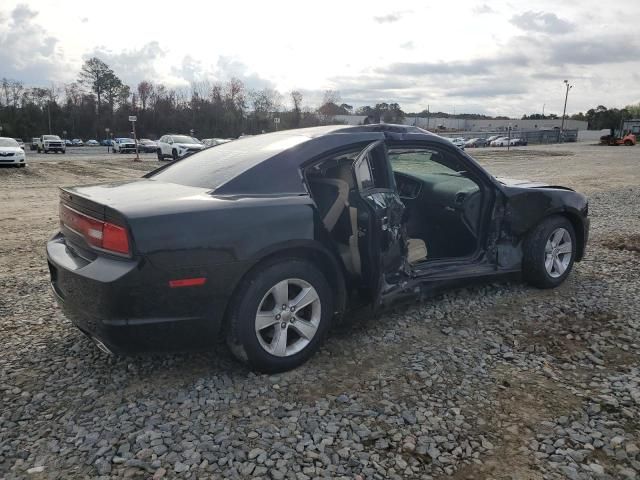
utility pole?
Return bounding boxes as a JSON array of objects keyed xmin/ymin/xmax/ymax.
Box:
[
  {"xmin": 426, "ymin": 105, "xmax": 430, "ymax": 130},
  {"xmin": 542, "ymin": 103, "xmax": 545, "ymax": 118},
  {"xmin": 559, "ymin": 80, "xmax": 573, "ymax": 143}
]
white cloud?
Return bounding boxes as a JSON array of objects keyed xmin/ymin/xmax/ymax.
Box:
[{"xmin": 1, "ymin": 0, "xmax": 640, "ymax": 116}]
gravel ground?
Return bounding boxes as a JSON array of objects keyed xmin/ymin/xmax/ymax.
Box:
[{"xmin": 1, "ymin": 143, "xmax": 638, "ymax": 479}]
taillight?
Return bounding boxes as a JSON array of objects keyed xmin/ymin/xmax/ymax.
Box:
[{"xmin": 59, "ymin": 203, "xmax": 130, "ymax": 255}]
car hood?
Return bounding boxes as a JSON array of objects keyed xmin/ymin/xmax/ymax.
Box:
[
  {"xmin": 496, "ymin": 177, "xmax": 574, "ymax": 191},
  {"xmin": 0, "ymin": 146, "xmax": 24, "ymax": 154},
  {"xmin": 175, "ymin": 143, "xmax": 204, "ymax": 149}
]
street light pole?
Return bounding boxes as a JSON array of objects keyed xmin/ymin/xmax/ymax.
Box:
[{"xmin": 559, "ymin": 80, "xmax": 573, "ymax": 143}]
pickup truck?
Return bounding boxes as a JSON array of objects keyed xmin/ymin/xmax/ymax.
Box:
[{"xmin": 37, "ymin": 135, "xmax": 66, "ymax": 154}]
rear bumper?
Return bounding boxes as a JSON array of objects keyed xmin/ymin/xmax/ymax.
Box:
[{"xmin": 46, "ymin": 233, "xmax": 225, "ymax": 353}]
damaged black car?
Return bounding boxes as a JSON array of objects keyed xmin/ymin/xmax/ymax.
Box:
[{"xmin": 47, "ymin": 124, "xmax": 589, "ymax": 372}]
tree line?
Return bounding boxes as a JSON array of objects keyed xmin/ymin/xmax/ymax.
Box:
[
  {"xmin": 1, "ymin": 57, "xmax": 639, "ymax": 140},
  {"xmin": 0, "ymin": 59, "xmax": 349, "ymax": 141},
  {"xmin": 522, "ymin": 104, "xmax": 640, "ymax": 130}
]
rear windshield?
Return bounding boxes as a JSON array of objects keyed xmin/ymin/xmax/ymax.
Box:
[{"xmin": 150, "ymin": 133, "xmax": 309, "ymax": 190}]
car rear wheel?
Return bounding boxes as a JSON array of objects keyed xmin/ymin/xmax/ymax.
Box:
[
  {"xmin": 523, "ymin": 215, "xmax": 576, "ymax": 289},
  {"xmin": 226, "ymin": 259, "xmax": 332, "ymax": 373}
]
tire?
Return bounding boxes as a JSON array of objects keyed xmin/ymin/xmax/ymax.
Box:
[
  {"xmin": 157, "ymin": 149, "xmax": 163, "ymax": 161},
  {"xmin": 226, "ymin": 258, "xmax": 333, "ymax": 373},
  {"xmin": 624, "ymin": 140, "xmax": 633, "ymax": 146},
  {"xmin": 522, "ymin": 215, "xmax": 576, "ymax": 289},
  {"xmin": 172, "ymin": 149, "xmax": 178, "ymax": 161}
]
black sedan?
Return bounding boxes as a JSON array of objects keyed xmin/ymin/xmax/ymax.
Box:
[
  {"xmin": 137, "ymin": 139, "xmax": 158, "ymax": 153},
  {"xmin": 47, "ymin": 124, "xmax": 589, "ymax": 372}
]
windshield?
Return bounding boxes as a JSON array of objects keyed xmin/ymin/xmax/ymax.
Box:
[
  {"xmin": 43, "ymin": 135, "xmax": 60, "ymax": 140},
  {"xmin": 171, "ymin": 135, "xmax": 200, "ymax": 144},
  {"xmin": 389, "ymin": 149, "xmax": 465, "ymax": 179},
  {"xmin": 0, "ymin": 138, "xmax": 19, "ymax": 147}
]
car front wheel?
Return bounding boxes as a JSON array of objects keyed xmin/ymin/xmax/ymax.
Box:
[
  {"xmin": 157, "ymin": 149, "xmax": 163, "ymax": 161},
  {"xmin": 226, "ymin": 259, "xmax": 332, "ymax": 373},
  {"xmin": 523, "ymin": 215, "xmax": 576, "ymax": 289},
  {"xmin": 172, "ymin": 149, "xmax": 178, "ymax": 161}
]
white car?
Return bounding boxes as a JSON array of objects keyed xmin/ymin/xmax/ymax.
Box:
[
  {"xmin": 157, "ymin": 134, "xmax": 205, "ymax": 161},
  {"xmin": 490, "ymin": 137, "xmax": 510, "ymax": 147},
  {"xmin": 0, "ymin": 137, "xmax": 27, "ymax": 167},
  {"xmin": 447, "ymin": 137, "xmax": 466, "ymax": 149},
  {"xmin": 112, "ymin": 138, "xmax": 137, "ymax": 153},
  {"xmin": 37, "ymin": 135, "xmax": 66, "ymax": 153}
]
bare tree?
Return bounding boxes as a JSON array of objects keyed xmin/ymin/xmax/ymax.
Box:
[
  {"xmin": 289, "ymin": 90, "xmax": 302, "ymax": 124},
  {"xmin": 322, "ymin": 90, "xmax": 341, "ymax": 106},
  {"xmin": 137, "ymin": 81, "xmax": 154, "ymax": 112}
]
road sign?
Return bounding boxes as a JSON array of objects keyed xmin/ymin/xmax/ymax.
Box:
[
  {"xmin": 273, "ymin": 117, "xmax": 280, "ymax": 124},
  {"xmin": 128, "ymin": 115, "xmax": 137, "ymax": 122}
]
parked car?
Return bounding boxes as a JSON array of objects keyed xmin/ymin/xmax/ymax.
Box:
[
  {"xmin": 100, "ymin": 139, "xmax": 113, "ymax": 146},
  {"xmin": 86, "ymin": 140, "xmax": 100, "ymax": 146},
  {"xmin": 447, "ymin": 137, "xmax": 465, "ymax": 149},
  {"xmin": 490, "ymin": 137, "xmax": 510, "ymax": 147},
  {"xmin": 37, "ymin": 135, "xmax": 65, "ymax": 153},
  {"xmin": 202, "ymin": 138, "xmax": 233, "ymax": 148},
  {"xmin": 47, "ymin": 124, "xmax": 590, "ymax": 373},
  {"xmin": 13, "ymin": 138, "xmax": 25, "ymax": 149},
  {"xmin": 464, "ymin": 138, "xmax": 488, "ymax": 148},
  {"xmin": 112, "ymin": 138, "xmax": 137, "ymax": 153},
  {"xmin": 156, "ymin": 134, "xmax": 205, "ymax": 161},
  {"xmin": 30, "ymin": 137, "xmax": 39, "ymax": 151},
  {"xmin": 0, "ymin": 137, "xmax": 26, "ymax": 167},
  {"xmin": 137, "ymin": 139, "xmax": 158, "ymax": 153},
  {"xmin": 71, "ymin": 139, "xmax": 84, "ymax": 147},
  {"xmin": 485, "ymin": 135, "xmax": 501, "ymax": 144}
]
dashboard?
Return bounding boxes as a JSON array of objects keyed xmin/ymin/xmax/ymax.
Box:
[
  {"xmin": 394, "ymin": 171, "xmax": 482, "ymax": 236},
  {"xmin": 395, "ymin": 174, "xmax": 422, "ymax": 199}
]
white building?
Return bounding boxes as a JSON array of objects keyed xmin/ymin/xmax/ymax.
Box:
[{"xmin": 330, "ymin": 114, "xmax": 588, "ymax": 132}]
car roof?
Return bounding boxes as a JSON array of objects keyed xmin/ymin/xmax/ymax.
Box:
[{"xmin": 151, "ymin": 124, "xmax": 450, "ymax": 194}]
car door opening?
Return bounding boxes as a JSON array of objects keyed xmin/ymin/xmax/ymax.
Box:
[{"xmin": 389, "ymin": 147, "xmax": 485, "ymax": 262}]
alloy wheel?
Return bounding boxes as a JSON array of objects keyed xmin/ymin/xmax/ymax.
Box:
[
  {"xmin": 544, "ymin": 227, "xmax": 572, "ymax": 278},
  {"xmin": 254, "ymin": 278, "xmax": 321, "ymax": 357}
]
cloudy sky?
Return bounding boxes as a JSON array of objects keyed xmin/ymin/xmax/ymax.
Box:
[{"xmin": 1, "ymin": 0, "xmax": 639, "ymax": 116}]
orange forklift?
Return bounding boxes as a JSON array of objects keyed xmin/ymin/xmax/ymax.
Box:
[
  {"xmin": 600, "ymin": 129, "xmax": 637, "ymax": 146},
  {"xmin": 600, "ymin": 117, "xmax": 637, "ymax": 145}
]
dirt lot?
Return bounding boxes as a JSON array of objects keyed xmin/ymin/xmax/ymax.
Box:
[{"xmin": 1, "ymin": 142, "xmax": 639, "ymax": 479}]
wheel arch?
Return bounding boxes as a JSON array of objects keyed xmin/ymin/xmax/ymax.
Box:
[
  {"xmin": 557, "ymin": 210, "xmax": 586, "ymax": 261},
  {"xmin": 221, "ymin": 241, "xmax": 348, "ymax": 334},
  {"xmin": 523, "ymin": 208, "xmax": 586, "ymax": 262}
]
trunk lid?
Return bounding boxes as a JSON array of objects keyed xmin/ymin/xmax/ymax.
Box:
[{"xmin": 60, "ymin": 179, "xmax": 212, "ymax": 221}]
